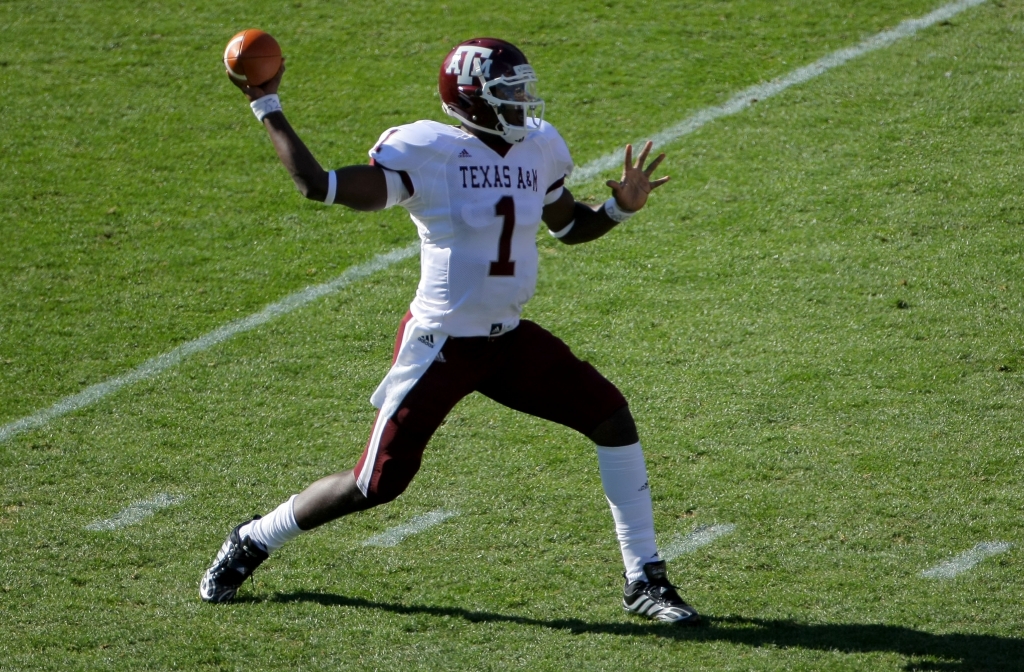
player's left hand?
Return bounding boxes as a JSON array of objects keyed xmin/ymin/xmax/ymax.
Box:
[{"xmin": 606, "ymin": 141, "xmax": 669, "ymax": 212}]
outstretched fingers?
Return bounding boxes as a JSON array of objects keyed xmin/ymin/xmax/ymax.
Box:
[
  {"xmin": 623, "ymin": 141, "xmax": 666, "ymax": 177},
  {"xmin": 637, "ymin": 141, "xmax": 669, "ymax": 191},
  {"xmin": 645, "ymin": 152, "xmax": 666, "ymax": 176},
  {"xmin": 634, "ymin": 141, "xmax": 653, "ymax": 171},
  {"xmin": 646, "ymin": 152, "xmax": 669, "ymax": 191}
]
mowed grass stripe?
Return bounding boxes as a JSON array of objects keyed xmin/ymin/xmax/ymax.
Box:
[{"xmin": 0, "ymin": 0, "xmax": 988, "ymax": 446}]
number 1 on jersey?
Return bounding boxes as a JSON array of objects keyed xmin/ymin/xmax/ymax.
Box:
[{"xmin": 488, "ymin": 196, "xmax": 516, "ymax": 277}]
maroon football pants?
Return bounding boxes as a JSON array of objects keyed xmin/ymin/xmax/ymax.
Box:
[{"xmin": 353, "ymin": 312, "xmax": 628, "ymax": 503}]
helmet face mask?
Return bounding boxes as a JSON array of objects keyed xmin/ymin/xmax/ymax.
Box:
[
  {"xmin": 479, "ymin": 64, "xmax": 544, "ymax": 141},
  {"xmin": 439, "ymin": 39, "xmax": 544, "ymax": 143}
]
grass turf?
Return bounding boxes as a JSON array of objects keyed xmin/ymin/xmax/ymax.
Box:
[{"xmin": 2, "ymin": 0, "xmax": 1023, "ymax": 669}]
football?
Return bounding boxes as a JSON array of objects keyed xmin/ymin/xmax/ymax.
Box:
[{"xmin": 223, "ymin": 29, "xmax": 282, "ymax": 87}]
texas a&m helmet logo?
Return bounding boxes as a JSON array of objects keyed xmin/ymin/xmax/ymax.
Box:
[{"xmin": 445, "ymin": 45, "xmax": 493, "ymax": 86}]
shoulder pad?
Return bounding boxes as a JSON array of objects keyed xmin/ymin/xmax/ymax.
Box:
[
  {"xmin": 532, "ymin": 121, "xmax": 574, "ymax": 181},
  {"xmin": 368, "ymin": 121, "xmax": 460, "ymax": 172}
]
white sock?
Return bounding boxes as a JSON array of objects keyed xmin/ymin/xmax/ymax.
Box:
[
  {"xmin": 239, "ymin": 495, "xmax": 303, "ymax": 553},
  {"xmin": 596, "ymin": 442, "xmax": 661, "ymax": 583}
]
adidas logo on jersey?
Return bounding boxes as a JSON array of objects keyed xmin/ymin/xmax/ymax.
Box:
[
  {"xmin": 418, "ymin": 334, "xmax": 435, "ymax": 348},
  {"xmin": 458, "ymin": 149, "xmax": 472, "ymax": 158}
]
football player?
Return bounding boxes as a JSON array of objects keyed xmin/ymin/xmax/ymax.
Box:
[{"xmin": 201, "ymin": 37, "xmax": 699, "ymax": 625}]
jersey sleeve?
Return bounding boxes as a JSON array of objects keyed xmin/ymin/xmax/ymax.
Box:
[
  {"xmin": 538, "ymin": 123, "xmax": 575, "ymax": 205},
  {"xmin": 367, "ymin": 123, "xmax": 439, "ymax": 206}
]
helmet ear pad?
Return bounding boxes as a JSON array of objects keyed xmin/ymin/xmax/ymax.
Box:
[{"xmin": 460, "ymin": 91, "xmax": 500, "ymax": 130}]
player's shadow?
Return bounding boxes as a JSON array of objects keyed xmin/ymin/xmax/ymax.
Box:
[{"xmin": 270, "ymin": 591, "xmax": 1024, "ymax": 671}]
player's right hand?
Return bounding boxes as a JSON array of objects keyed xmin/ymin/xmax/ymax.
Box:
[{"xmin": 227, "ymin": 60, "xmax": 285, "ymax": 103}]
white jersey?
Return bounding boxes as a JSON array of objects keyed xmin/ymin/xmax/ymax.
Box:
[{"xmin": 368, "ymin": 120, "xmax": 573, "ymax": 337}]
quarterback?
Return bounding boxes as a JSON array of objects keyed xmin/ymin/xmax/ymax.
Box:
[{"xmin": 201, "ymin": 37, "xmax": 699, "ymax": 625}]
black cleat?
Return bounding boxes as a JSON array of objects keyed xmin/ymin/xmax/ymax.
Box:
[
  {"xmin": 200, "ymin": 517, "xmax": 269, "ymax": 603},
  {"xmin": 623, "ymin": 560, "xmax": 701, "ymax": 625}
]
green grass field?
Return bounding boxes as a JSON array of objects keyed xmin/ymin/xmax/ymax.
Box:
[{"xmin": 3, "ymin": 0, "xmax": 1024, "ymax": 669}]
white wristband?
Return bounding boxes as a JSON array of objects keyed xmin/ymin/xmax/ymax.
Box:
[
  {"xmin": 324, "ymin": 170, "xmax": 337, "ymax": 206},
  {"xmin": 250, "ymin": 94, "xmax": 282, "ymax": 122},
  {"xmin": 603, "ymin": 197, "xmax": 636, "ymax": 223}
]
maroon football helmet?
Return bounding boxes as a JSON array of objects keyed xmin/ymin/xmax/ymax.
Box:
[{"xmin": 439, "ymin": 37, "xmax": 544, "ymax": 143}]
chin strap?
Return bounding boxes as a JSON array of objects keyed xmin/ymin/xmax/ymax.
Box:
[{"xmin": 442, "ymin": 103, "xmax": 531, "ymax": 143}]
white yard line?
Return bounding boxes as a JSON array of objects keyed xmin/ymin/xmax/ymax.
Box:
[
  {"xmin": 84, "ymin": 493, "xmax": 186, "ymax": 531},
  {"xmin": 362, "ymin": 509, "xmax": 459, "ymax": 547},
  {"xmin": 570, "ymin": 0, "xmax": 988, "ymax": 184},
  {"xmin": 0, "ymin": 0, "xmax": 987, "ymax": 444},
  {"xmin": 662, "ymin": 523, "xmax": 737, "ymax": 560},
  {"xmin": 0, "ymin": 243, "xmax": 418, "ymax": 444},
  {"xmin": 920, "ymin": 542, "xmax": 1013, "ymax": 579}
]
